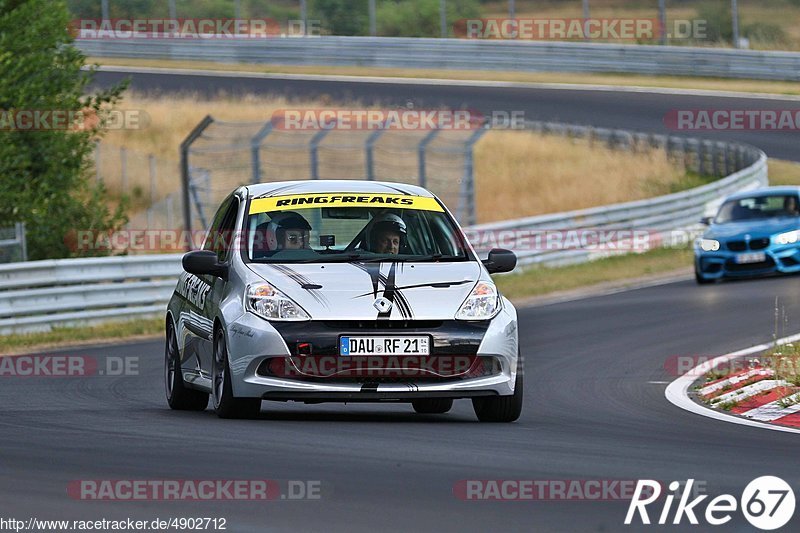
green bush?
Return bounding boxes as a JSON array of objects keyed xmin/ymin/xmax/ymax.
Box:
[
  {"xmin": 695, "ymin": 1, "xmax": 733, "ymax": 44},
  {"xmin": 743, "ymin": 22, "xmax": 788, "ymax": 47},
  {"xmin": 0, "ymin": 0, "xmax": 128, "ymax": 260},
  {"xmin": 312, "ymin": 0, "xmax": 369, "ymax": 36},
  {"xmin": 377, "ymin": 0, "xmax": 480, "ymax": 38}
]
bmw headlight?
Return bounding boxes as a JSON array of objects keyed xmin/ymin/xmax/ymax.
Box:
[
  {"xmin": 696, "ymin": 238, "xmax": 720, "ymax": 252},
  {"xmin": 775, "ymin": 230, "xmax": 799, "ymax": 245},
  {"xmin": 245, "ymin": 283, "xmax": 310, "ymax": 321},
  {"xmin": 456, "ymin": 281, "xmax": 501, "ymax": 320}
]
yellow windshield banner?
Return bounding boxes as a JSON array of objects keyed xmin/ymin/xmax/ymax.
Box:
[{"xmin": 249, "ymin": 193, "xmax": 444, "ymax": 214}]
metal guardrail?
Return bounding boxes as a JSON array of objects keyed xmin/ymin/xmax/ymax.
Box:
[
  {"xmin": 0, "ymin": 255, "xmax": 182, "ymax": 335},
  {"xmin": 0, "ymin": 123, "xmax": 767, "ymax": 335},
  {"xmin": 76, "ymin": 37, "xmax": 800, "ymax": 81},
  {"xmin": 466, "ymin": 121, "xmax": 768, "ymax": 267}
]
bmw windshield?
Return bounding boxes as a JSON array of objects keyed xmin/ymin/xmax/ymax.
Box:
[
  {"xmin": 243, "ymin": 193, "xmax": 471, "ymax": 263},
  {"xmin": 715, "ymin": 194, "xmax": 800, "ymax": 223}
]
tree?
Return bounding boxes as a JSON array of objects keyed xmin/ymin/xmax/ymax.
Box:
[
  {"xmin": 313, "ymin": 0, "xmax": 369, "ymax": 36},
  {"xmin": 0, "ymin": 0, "xmax": 128, "ymax": 260}
]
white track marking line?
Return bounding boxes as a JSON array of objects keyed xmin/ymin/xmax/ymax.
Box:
[{"xmin": 665, "ymin": 332, "xmax": 800, "ymax": 435}]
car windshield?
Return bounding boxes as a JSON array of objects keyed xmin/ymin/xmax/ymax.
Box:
[
  {"xmin": 244, "ymin": 193, "xmax": 470, "ymax": 263},
  {"xmin": 714, "ymin": 194, "xmax": 800, "ymax": 223}
]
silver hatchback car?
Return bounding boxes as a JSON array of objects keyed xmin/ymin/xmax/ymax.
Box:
[{"xmin": 165, "ymin": 180, "xmax": 522, "ymax": 421}]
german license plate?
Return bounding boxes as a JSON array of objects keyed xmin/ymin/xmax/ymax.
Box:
[
  {"xmin": 735, "ymin": 252, "xmax": 766, "ymax": 264},
  {"xmin": 340, "ymin": 336, "xmax": 430, "ymax": 356}
]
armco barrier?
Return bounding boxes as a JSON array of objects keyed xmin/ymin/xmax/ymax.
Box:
[
  {"xmin": 0, "ymin": 125, "xmax": 767, "ymax": 334},
  {"xmin": 75, "ymin": 37, "xmax": 800, "ymax": 81},
  {"xmin": 0, "ymin": 255, "xmax": 182, "ymax": 335}
]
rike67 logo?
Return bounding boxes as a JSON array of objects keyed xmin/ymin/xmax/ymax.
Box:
[{"xmin": 625, "ymin": 477, "xmax": 795, "ymax": 530}]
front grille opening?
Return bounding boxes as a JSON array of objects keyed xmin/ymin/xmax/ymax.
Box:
[
  {"xmin": 726, "ymin": 238, "xmax": 769, "ymax": 251},
  {"xmin": 257, "ymin": 355, "xmax": 502, "ymax": 383},
  {"xmin": 700, "ymin": 260, "xmax": 722, "ymax": 273},
  {"xmin": 725, "ymin": 257, "xmax": 776, "ymax": 272},
  {"xmin": 322, "ymin": 320, "xmax": 444, "ymax": 329}
]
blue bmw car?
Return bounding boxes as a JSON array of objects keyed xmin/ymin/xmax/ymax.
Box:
[{"xmin": 695, "ymin": 187, "xmax": 800, "ymax": 284}]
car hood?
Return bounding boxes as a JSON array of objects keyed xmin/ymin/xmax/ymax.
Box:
[
  {"xmin": 247, "ymin": 261, "xmax": 482, "ymax": 321},
  {"xmin": 705, "ymin": 218, "xmax": 799, "ymax": 240}
]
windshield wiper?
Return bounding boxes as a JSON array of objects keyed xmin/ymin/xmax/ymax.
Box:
[{"xmin": 411, "ymin": 254, "xmax": 466, "ymax": 262}]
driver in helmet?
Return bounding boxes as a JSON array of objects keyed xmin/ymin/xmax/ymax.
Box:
[
  {"xmin": 369, "ymin": 213, "xmax": 406, "ymax": 255},
  {"xmin": 258, "ymin": 212, "xmax": 312, "ymax": 253}
]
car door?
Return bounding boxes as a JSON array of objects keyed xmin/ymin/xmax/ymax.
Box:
[
  {"xmin": 178, "ymin": 195, "xmax": 239, "ymax": 386},
  {"xmin": 196, "ymin": 195, "xmax": 241, "ymax": 379}
]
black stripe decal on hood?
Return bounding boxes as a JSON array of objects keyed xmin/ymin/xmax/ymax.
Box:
[
  {"xmin": 351, "ymin": 262, "xmax": 413, "ymax": 320},
  {"xmin": 269, "ymin": 265, "xmax": 330, "ymax": 309}
]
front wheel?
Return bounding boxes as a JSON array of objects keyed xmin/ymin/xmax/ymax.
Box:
[
  {"xmin": 165, "ymin": 322, "xmax": 209, "ymax": 411},
  {"xmin": 213, "ymin": 328, "xmax": 262, "ymax": 419},
  {"xmin": 695, "ymin": 268, "xmax": 714, "ymax": 285},
  {"xmin": 472, "ymin": 368, "xmax": 523, "ymax": 423}
]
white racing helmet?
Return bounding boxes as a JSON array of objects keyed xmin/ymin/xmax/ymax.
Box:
[{"xmin": 368, "ymin": 213, "xmax": 407, "ymax": 250}]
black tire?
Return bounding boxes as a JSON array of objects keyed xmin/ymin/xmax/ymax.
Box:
[
  {"xmin": 412, "ymin": 398, "xmax": 453, "ymax": 414},
  {"xmin": 472, "ymin": 367, "xmax": 523, "ymax": 423},
  {"xmin": 165, "ymin": 321, "xmax": 209, "ymax": 411},
  {"xmin": 213, "ymin": 328, "xmax": 262, "ymax": 419},
  {"xmin": 695, "ymin": 268, "xmax": 713, "ymax": 285}
]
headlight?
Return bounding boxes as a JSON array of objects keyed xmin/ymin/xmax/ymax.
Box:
[
  {"xmin": 245, "ymin": 283, "xmax": 310, "ymax": 321},
  {"xmin": 455, "ymin": 281, "xmax": 501, "ymax": 320},
  {"xmin": 775, "ymin": 230, "xmax": 799, "ymax": 245},
  {"xmin": 696, "ymin": 238, "xmax": 720, "ymax": 252}
]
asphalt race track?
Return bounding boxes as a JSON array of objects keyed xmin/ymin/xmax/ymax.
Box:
[
  {"xmin": 3, "ymin": 276, "xmax": 800, "ymax": 531},
  {"xmin": 3, "ymin": 70, "xmax": 793, "ymax": 531},
  {"xmin": 91, "ymin": 70, "xmax": 800, "ymax": 161}
]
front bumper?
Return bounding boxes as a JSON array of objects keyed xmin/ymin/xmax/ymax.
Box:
[
  {"xmin": 224, "ymin": 303, "xmax": 519, "ymax": 401},
  {"xmin": 695, "ymin": 243, "xmax": 800, "ymax": 280}
]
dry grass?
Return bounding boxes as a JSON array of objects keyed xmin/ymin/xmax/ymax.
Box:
[
  {"xmin": 768, "ymin": 159, "xmax": 800, "ymax": 186},
  {"xmin": 90, "ymin": 57, "xmax": 800, "ymax": 96},
  {"xmin": 0, "ymin": 319, "xmax": 163, "ymax": 356},
  {"xmin": 104, "ymin": 92, "xmax": 300, "ymax": 162},
  {"xmin": 101, "ymin": 93, "xmax": 689, "ymax": 224},
  {"xmin": 474, "ymin": 130, "xmax": 685, "ymax": 222},
  {"xmin": 493, "ymin": 246, "xmax": 693, "ymax": 299}
]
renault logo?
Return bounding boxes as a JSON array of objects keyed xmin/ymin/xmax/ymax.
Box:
[{"xmin": 373, "ymin": 297, "xmax": 393, "ymax": 313}]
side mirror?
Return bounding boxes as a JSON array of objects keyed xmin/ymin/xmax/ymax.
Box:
[
  {"xmin": 482, "ymin": 248, "xmax": 517, "ymax": 274},
  {"xmin": 700, "ymin": 216, "xmax": 713, "ymax": 226},
  {"xmin": 182, "ymin": 250, "xmax": 228, "ymax": 279}
]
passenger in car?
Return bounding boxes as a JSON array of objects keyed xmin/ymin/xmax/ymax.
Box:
[{"xmin": 369, "ymin": 214, "xmax": 407, "ymax": 255}]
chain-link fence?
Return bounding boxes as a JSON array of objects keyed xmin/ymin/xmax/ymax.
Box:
[
  {"xmin": 93, "ymin": 142, "xmax": 184, "ymax": 232},
  {"xmin": 181, "ymin": 117, "xmax": 487, "ymax": 233}
]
